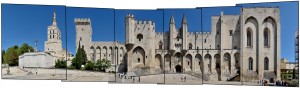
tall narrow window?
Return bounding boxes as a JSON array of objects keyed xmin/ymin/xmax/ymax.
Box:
[
  {"xmin": 189, "ymin": 43, "xmax": 192, "ymax": 49},
  {"xmin": 247, "ymin": 30, "xmax": 252, "ymax": 47},
  {"xmin": 264, "ymin": 57, "xmax": 269, "ymax": 70},
  {"xmin": 248, "ymin": 57, "xmax": 253, "ymax": 70},
  {"xmin": 159, "ymin": 41, "xmax": 163, "ymax": 49},
  {"xmin": 264, "ymin": 29, "xmax": 269, "ymax": 47}
]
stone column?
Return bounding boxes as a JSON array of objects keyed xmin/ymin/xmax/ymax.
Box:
[
  {"xmin": 211, "ymin": 56, "xmax": 216, "ymax": 74},
  {"xmin": 231, "ymin": 54, "xmax": 235, "ymax": 75}
]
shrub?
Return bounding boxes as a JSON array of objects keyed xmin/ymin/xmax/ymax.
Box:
[
  {"xmin": 95, "ymin": 59, "xmax": 111, "ymax": 72},
  {"xmin": 85, "ymin": 61, "xmax": 94, "ymax": 71},
  {"xmin": 55, "ymin": 59, "xmax": 67, "ymax": 68}
]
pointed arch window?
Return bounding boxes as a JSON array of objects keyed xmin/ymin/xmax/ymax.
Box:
[
  {"xmin": 159, "ymin": 41, "xmax": 163, "ymax": 49},
  {"xmin": 264, "ymin": 28, "xmax": 269, "ymax": 47},
  {"xmin": 248, "ymin": 57, "xmax": 253, "ymax": 70},
  {"xmin": 264, "ymin": 57, "xmax": 269, "ymax": 70},
  {"xmin": 189, "ymin": 43, "xmax": 192, "ymax": 49},
  {"xmin": 247, "ymin": 28, "xmax": 252, "ymax": 47}
]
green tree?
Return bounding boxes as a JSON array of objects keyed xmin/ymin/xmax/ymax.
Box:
[
  {"xmin": 85, "ymin": 60, "xmax": 94, "ymax": 70},
  {"xmin": 4, "ymin": 45, "xmax": 19, "ymax": 66},
  {"xmin": 55, "ymin": 59, "xmax": 67, "ymax": 68},
  {"xmin": 95, "ymin": 59, "xmax": 111, "ymax": 72},
  {"xmin": 2, "ymin": 50, "xmax": 5, "ymax": 64},
  {"xmin": 18, "ymin": 43, "xmax": 34, "ymax": 55},
  {"xmin": 71, "ymin": 43, "xmax": 87, "ymax": 69}
]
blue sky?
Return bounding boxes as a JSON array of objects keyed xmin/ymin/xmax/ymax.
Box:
[
  {"xmin": 2, "ymin": 4, "xmax": 66, "ymax": 52},
  {"xmin": 237, "ymin": 1, "xmax": 299, "ymax": 62},
  {"xmin": 66, "ymin": 7, "xmax": 114, "ymax": 55},
  {"xmin": 163, "ymin": 9, "xmax": 201, "ymax": 32},
  {"xmin": 115, "ymin": 10, "xmax": 163, "ymax": 43}
]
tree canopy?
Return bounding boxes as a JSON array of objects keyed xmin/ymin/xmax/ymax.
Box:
[{"xmin": 3, "ymin": 43, "xmax": 34, "ymax": 66}]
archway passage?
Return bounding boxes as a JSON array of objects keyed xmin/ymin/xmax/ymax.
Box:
[
  {"xmin": 133, "ymin": 46, "xmax": 145, "ymax": 66},
  {"xmin": 155, "ymin": 54, "xmax": 163, "ymax": 71},
  {"xmin": 175, "ymin": 65, "xmax": 182, "ymax": 73},
  {"xmin": 214, "ymin": 54, "xmax": 221, "ymax": 81}
]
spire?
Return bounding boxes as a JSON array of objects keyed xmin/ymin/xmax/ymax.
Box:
[
  {"xmin": 182, "ymin": 14, "xmax": 187, "ymax": 24},
  {"xmin": 52, "ymin": 10, "xmax": 57, "ymax": 26},
  {"xmin": 170, "ymin": 14, "xmax": 175, "ymax": 24}
]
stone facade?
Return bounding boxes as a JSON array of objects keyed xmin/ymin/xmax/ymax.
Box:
[{"xmin": 76, "ymin": 7, "xmax": 280, "ymax": 81}]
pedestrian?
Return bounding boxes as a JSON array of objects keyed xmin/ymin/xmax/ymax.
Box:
[
  {"xmin": 184, "ymin": 76, "xmax": 186, "ymax": 82},
  {"xmin": 35, "ymin": 68, "xmax": 38, "ymax": 75},
  {"xmin": 132, "ymin": 77, "xmax": 135, "ymax": 83}
]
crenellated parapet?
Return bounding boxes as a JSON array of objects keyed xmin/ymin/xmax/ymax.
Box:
[{"xmin": 74, "ymin": 18, "xmax": 91, "ymax": 25}]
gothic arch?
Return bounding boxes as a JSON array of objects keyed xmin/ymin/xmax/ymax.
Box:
[
  {"xmin": 195, "ymin": 54, "xmax": 202, "ymax": 72},
  {"xmin": 90, "ymin": 46, "xmax": 95, "ymax": 61},
  {"xmin": 103, "ymin": 46, "xmax": 107, "ymax": 60},
  {"xmin": 214, "ymin": 54, "xmax": 221, "ymax": 81},
  {"xmin": 133, "ymin": 46, "xmax": 145, "ymax": 66},
  {"xmin": 159, "ymin": 41, "xmax": 163, "ymax": 49},
  {"xmin": 188, "ymin": 43, "xmax": 193, "ymax": 49},
  {"xmin": 155, "ymin": 54, "xmax": 163, "ymax": 70},
  {"xmin": 164, "ymin": 54, "xmax": 171, "ymax": 71},
  {"xmin": 204, "ymin": 54, "xmax": 212, "ymax": 73},
  {"xmin": 223, "ymin": 53, "xmax": 231, "ymax": 72},
  {"xmin": 264, "ymin": 28, "xmax": 270, "ymax": 47},
  {"xmin": 96, "ymin": 46, "xmax": 101, "ymax": 60},
  {"xmin": 248, "ymin": 57, "xmax": 253, "ymax": 70},
  {"xmin": 245, "ymin": 16, "xmax": 258, "ymax": 49},
  {"xmin": 247, "ymin": 28, "xmax": 253, "ymax": 47},
  {"xmin": 185, "ymin": 54, "xmax": 192, "ymax": 71},
  {"xmin": 264, "ymin": 57, "xmax": 269, "ymax": 70}
]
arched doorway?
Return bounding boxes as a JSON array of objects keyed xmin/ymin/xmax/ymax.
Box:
[
  {"xmin": 195, "ymin": 54, "xmax": 202, "ymax": 72},
  {"xmin": 234, "ymin": 53, "xmax": 240, "ymax": 75},
  {"xmin": 204, "ymin": 54, "xmax": 212, "ymax": 73},
  {"xmin": 133, "ymin": 46, "xmax": 145, "ymax": 66},
  {"xmin": 224, "ymin": 53, "xmax": 231, "ymax": 72},
  {"xmin": 175, "ymin": 64, "xmax": 182, "ymax": 73},
  {"xmin": 155, "ymin": 54, "xmax": 163, "ymax": 71},
  {"xmin": 164, "ymin": 54, "xmax": 171, "ymax": 71},
  {"xmin": 185, "ymin": 54, "xmax": 192, "ymax": 71},
  {"xmin": 214, "ymin": 54, "xmax": 221, "ymax": 81}
]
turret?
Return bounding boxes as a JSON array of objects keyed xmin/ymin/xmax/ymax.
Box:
[
  {"xmin": 125, "ymin": 13, "xmax": 135, "ymax": 45},
  {"xmin": 169, "ymin": 15, "xmax": 176, "ymax": 50},
  {"xmin": 74, "ymin": 18, "xmax": 92, "ymax": 53},
  {"xmin": 181, "ymin": 14, "xmax": 188, "ymax": 50}
]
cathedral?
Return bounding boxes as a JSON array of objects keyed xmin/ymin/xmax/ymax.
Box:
[{"xmin": 76, "ymin": 7, "xmax": 281, "ymax": 81}]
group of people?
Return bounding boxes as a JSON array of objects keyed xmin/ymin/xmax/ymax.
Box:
[
  {"xmin": 258, "ymin": 80, "xmax": 268, "ymax": 86},
  {"xmin": 275, "ymin": 80, "xmax": 288, "ymax": 86},
  {"xmin": 258, "ymin": 79, "xmax": 289, "ymax": 86}
]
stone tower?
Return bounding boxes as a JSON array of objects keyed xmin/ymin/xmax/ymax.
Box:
[
  {"xmin": 45, "ymin": 10, "xmax": 63, "ymax": 55},
  {"xmin": 169, "ymin": 15, "xmax": 176, "ymax": 50},
  {"xmin": 75, "ymin": 18, "xmax": 92, "ymax": 60},
  {"xmin": 181, "ymin": 14, "xmax": 188, "ymax": 50},
  {"xmin": 125, "ymin": 13, "xmax": 135, "ymax": 45}
]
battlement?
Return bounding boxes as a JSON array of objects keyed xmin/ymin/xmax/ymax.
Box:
[
  {"xmin": 126, "ymin": 13, "xmax": 135, "ymax": 18},
  {"xmin": 135, "ymin": 20, "xmax": 155, "ymax": 26},
  {"xmin": 74, "ymin": 18, "xmax": 91, "ymax": 25}
]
